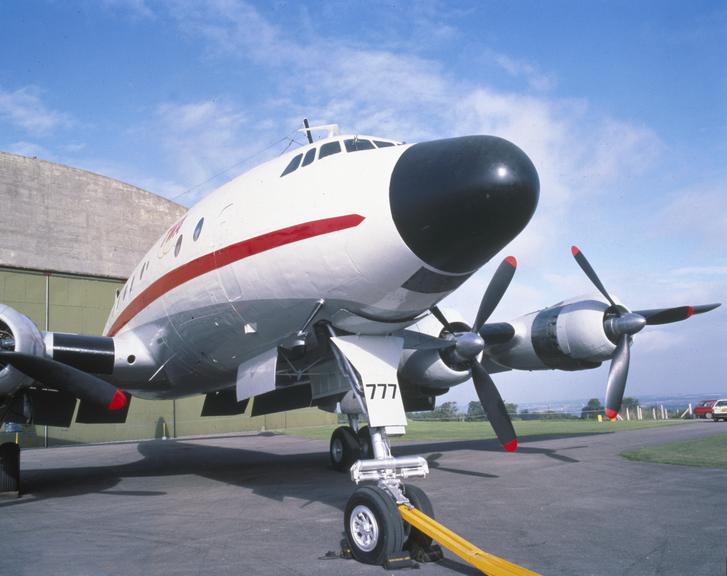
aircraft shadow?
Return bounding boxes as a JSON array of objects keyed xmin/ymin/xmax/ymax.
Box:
[{"xmin": 1, "ymin": 430, "xmax": 599, "ymax": 509}]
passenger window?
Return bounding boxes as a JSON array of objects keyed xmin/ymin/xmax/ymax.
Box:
[
  {"xmin": 301, "ymin": 148, "xmax": 316, "ymax": 167},
  {"xmin": 373, "ymin": 140, "xmax": 394, "ymax": 148},
  {"xmin": 174, "ymin": 235, "xmax": 183, "ymax": 257},
  {"xmin": 281, "ymin": 153, "xmax": 303, "ymax": 177},
  {"xmin": 129, "ymin": 276, "xmax": 134, "ymax": 292},
  {"xmin": 319, "ymin": 141, "xmax": 342, "ymax": 159},
  {"xmin": 344, "ymin": 138, "xmax": 375, "ymax": 152},
  {"xmin": 193, "ymin": 217, "xmax": 204, "ymax": 241}
]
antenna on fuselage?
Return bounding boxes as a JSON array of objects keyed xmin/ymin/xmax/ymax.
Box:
[
  {"xmin": 299, "ymin": 121, "xmax": 341, "ymax": 141},
  {"xmin": 303, "ymin": 118, "xmax": 313, "ymax": 144}
]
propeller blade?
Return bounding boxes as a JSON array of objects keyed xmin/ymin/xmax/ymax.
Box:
[
  {"xmin": 570, "ymin": 246, "xmax": 617, "ymax": 309},
  {"xmin": 429, "ymin": 305, "xmax": 456, "ymax": 334},
  {"xmin": 0, "ymin": 351, "xmax": 127, "ymax": 410},
  {"xmin": 471, "ymin": 362, "xmax": 517, "ymax": 451},
  {"xmin": 402, "ymin": 330, "xmax": 456, "ymax": 351},
  {"xmin": 634, "ymin": 303, "xmax": 721, "ymax": 325},
  {"xmin": 473, "ymin": 256, "xmax": 517, "ymax": 331},
  {"xmin": 604, "ymin": 334, "xmax": 630, "ymax": 420}
]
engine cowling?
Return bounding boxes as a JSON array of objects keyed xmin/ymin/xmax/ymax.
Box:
[
  {"xmin": 399, "ymin": 312, "xmax": 472, "ymax": 394},
  {"xmin": 484, "ymin": 295, "xmax": 618, "ymax": 371},
  {"xmin": 0, "ymin": 305, "xmax": 45, "ymax": 395}
]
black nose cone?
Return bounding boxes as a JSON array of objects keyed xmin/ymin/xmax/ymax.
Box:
[{"xmin": 389, "ymin": 135, "xmax": 539, "ymax": 274}]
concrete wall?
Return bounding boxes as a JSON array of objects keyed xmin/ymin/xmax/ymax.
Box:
[{"xmin": 0, "ymin": 151, "xmax": 187, "ymax": 279}]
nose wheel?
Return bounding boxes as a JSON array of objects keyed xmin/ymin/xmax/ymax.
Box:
[
  {"xmin": 344, "ymin": 483, "xmax": 438, "ymax": 566},
  {"xmin": 345, "ymin": 485, "xmax": 405, "ymax": 565}
]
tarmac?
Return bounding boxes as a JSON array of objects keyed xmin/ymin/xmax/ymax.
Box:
[{"xmin": 1, "ymin": 421, "xmax": 726, "ymax": 576}]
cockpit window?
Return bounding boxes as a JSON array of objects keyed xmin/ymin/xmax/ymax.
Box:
[
  {"xmin": 344, "ymin": 138, "xmax": 375, "ymax": 152},
  {"xmin": 373, "ymin": 140, "xmax": 394, "ymax": 148},
  {"xmin": 319, "ymin": 141, "xmax": 342, "ymax": 159},
  {"xmin": 281, "ymin": 153, "xmax": 303, "ymax": 177},
  {"xmin": 301, "ymin": 147, "xmax": 317, "ymax": 167}
]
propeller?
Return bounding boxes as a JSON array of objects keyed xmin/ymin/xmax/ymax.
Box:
[
  {"xmin": 0, "ymin": 351, "xmax": 127, "ymax": 410},
  {"xmin": 430, "ymin": 256, "xmax": 518, "ymax": 451},
  {"xmin": 570, "ymin": 245, "xmax": 720, "ymax": 420}
]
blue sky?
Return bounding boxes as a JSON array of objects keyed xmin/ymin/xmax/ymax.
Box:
[{"xmin": 1, "ymin": 0, "xmax": 725, "ymax": 405}]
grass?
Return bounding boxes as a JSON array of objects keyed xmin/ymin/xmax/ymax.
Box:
[
  {"xmin": 622, "ymin": 432, "xmax": 727, "ymax": 469},
  {"xmin": 279, "ymin": 418, "xmax": 687, "ymax": 443}
]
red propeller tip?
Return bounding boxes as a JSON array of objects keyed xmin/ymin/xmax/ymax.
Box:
[
  {"xmin": 687, "ymin": 306, "xmax": 694, "ymax": 318},
  {"xmin": 605, "ymin": 408, "xmax": 618, "ymax": 420},
  {"xmin": 108, "ymin": 389, "xmax": 127, "ymax": 411},
  {"xmin": 570, "ymin": 245, "xmax": 580, "ymax": 256},
  {"xmin": 503, "ymin": 439, "xmax": 518, "ymax": 452},
  {"xmin": 505, "ymin": 256, "xmax": 517, "ymax": 268}
]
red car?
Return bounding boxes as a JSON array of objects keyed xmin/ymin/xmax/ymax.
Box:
[{"xmin": 694, "ymin": 400, "xmax": 717, "ymax": 419}]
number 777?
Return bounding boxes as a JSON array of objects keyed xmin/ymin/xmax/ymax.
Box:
[{"xmin": 365, "ymin": 383, "xmax": 397, "ymax": 400}]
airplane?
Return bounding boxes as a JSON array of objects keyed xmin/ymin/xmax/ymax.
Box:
[{"xmin": 0, "ymin": 122, "xmax": 720, "ymax": 566}]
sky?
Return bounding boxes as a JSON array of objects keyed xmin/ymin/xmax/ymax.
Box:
[{"xmin": 1, "ymin": 0, "xmax": 725, "ymax": 407}]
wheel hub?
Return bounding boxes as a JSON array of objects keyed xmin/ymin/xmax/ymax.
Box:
[
  {"xmin": 331, "ymin": 437, "xmax": 343, "ymax": 463},
  {"xmin": 350, "ymin": 505, "xmax": 379, "ymax": 552}
]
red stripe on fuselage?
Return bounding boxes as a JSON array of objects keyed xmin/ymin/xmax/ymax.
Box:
[{"xmin": 107, "ymin": 214, "xmax": 365, "ymax": 337}]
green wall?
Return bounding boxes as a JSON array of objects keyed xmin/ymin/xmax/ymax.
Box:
[{"xmin": 0, "ymin": 267, "xmax": 335, "ymax": 447}]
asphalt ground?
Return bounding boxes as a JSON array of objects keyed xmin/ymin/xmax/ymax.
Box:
[{"xmin": 1, "ymin": 421, "xmax": 726, "ymax": 576}]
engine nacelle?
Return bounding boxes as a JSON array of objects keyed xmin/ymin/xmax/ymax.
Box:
[
  {"xmin": 398, "ymin": 312, "xmax": 472, "ymax": 393},
  {"xmin": 0, "ymin": 304, "xmax": 45, "ymax": 395},
  {"xmin": 484, "ymin": 295, "xmax": 618, "ymax": 371}
]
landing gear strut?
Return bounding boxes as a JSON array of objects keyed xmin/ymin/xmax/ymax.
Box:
[
  {"xmin": 330, "ymin": 423, "xmax": 434, "ymax": 565},
  {"xmin": 325, "ymin": 327, "xmax": 435, "ymax": 566}
]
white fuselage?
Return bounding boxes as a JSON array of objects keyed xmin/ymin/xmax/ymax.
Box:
[{"xmin": 104, "ymin": 137, "xmax": 454, "ymax": 398}]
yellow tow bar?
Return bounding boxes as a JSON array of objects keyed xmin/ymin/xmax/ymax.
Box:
[{"xmin": 398, "ymin": 504, "xmax": 540, "ymax": 576}]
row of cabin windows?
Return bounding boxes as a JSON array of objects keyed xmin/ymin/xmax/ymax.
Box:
[
  {"xmin": 116, "ymin": 216, "xmax": 206, "ymax": 308},
  {"xmin": 281, "ymin": 138, "xmax": 397, "ymax": 177}
]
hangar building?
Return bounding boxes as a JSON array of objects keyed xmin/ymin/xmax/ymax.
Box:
[{"xmin": 0, "ymin": 151, "xmax": 333, "ymax": 447}]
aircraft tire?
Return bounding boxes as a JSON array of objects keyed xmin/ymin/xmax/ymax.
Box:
[
  {"xmin": 402, "ymin": 484, "xmax": 434, "ymax": 550},
  {"xmin": 0, "ymin": 442, "xmax": 20, "ymax": 494},
  {"xmin": 330, "ymin": 426, "xmax": 360, "ymax": 472},
  {"xmin": 345, "ymin": 485, "xmax": 404, "ymax": 565},
  {"xmin": 357, "ymin": 425, "xmax": 373, "ymax": 459}
]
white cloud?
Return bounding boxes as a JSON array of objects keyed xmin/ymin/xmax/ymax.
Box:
[
  {"xmin": 578, "ymin": 118, "xmax": 663, "ymax": 186},
  {"xmin": 155, "ymin": 100, "xmax": 250, "ymax": 192},
  {"xmin": 654, "ymin": 182, "xmax": 727, "ymax": 247},
  {"xmin": 0, "ymin": 86, "xmax": 72, "ymax": 135},
  {"xmin": 489, "ymin": 52, "xmax": 557, "ymax": 92},
  {"xmin": 671, "ymin": 266, "xmax": 727, "ymax": 277},
  {"xmin": 168, "ymin": 0, "xmax": 292, "ymax": 65},
  {"xmin": 148, "ymin": 0, "xmax": 667, "ymax": 271}
]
